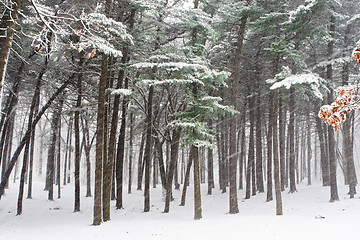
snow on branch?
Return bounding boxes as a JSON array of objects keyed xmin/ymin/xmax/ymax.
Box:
[
  {"xmin": 268, "ymin": 66, "xmax": 327, "ymax": 100},
  {"xmin": 106, "ymin": 88, "xmax": 132, "ymax": 96}
]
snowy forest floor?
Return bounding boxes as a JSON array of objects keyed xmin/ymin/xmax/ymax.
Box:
[{"xmin": 1, "ymin": 180, "xmax": 359, "ymax": 240}]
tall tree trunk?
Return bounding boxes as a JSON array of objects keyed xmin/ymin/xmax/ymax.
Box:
[
  {"xmin": 266, "ymin": 92, "xmax": 273, "ymax": 202},
  {"xmin": 56, "ymin": 114, "xmax": 61, "ymax": 199},
  {"xmin": 63, "ymin": 120, "xmax": 72, "ymax": 185},
  {"xmin": 115, "ymin": 88, "xmax": 129, "ymax": 210},
  {"xmin": 128, "ymin": 112, "xmax": 134, "ymax": 194},
  {"xmin": 207, "ymin": 120, "xmax": 214, "ymax": 195},
  {"xmin": 74, "ymin": 56, "xmax": 84, "ymax": 212},
  {"xmin": 239, "ymin": 103, "xmax": 246, "ymax": 190},
  {"xmin": 82, "ymin": 117, "xmax": 93, "ymax": 197},
  {"xmin": 272, "ymin": 90, "xmax": 283, "ymax": 215},
  {"xmin": 137, "ymin": 129, "xmax": 146, "ymax": 190},
  {"xmin": 342, "ymin": 25, "xmax": 356, "ymax": 198},
  {"xmin": 278, "ymin": 93, "xmax": 286, "ymax": 191},
  {"xmin": 144, "ymin": 85, "xmax": 154, "ymax": 212},
  {"xmin": 93, "ymin": 53, "xmax": 108, "ymax": 226},
  {"xmin": 192, "ymin": 145, "xmax": 202, "ymax": 220},
  {"xmin": 315, "ymin": 107, "xmax": 330, "ymax": 186},
  {"xmin": 327, "ymin": 15, "xmax": 339, "ymax": 202},
  {"xmin": 288, "ymin": 87, "xmax": 297, "ymax": 193},
  {"xmin": 246, "ymin": 97, "xmax": 255, "ymax": 199},
  {"xmin": 47, "ymin": 97, "xmax": 64, "ymax": 201},
  {"xmin": 255, "ymin": 83, "xmax": 264, "ymax": 193},
  {"xmin": 307, "ymin": 113, "xmax": 312, "ymax": 186},
  {"xmin": 229, "ymin": 10, "xmax": 247, "ymax": 214}
]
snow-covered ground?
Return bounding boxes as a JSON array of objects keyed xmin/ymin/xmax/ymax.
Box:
[{"xmin": 0, "ymin": 180, "xmax": 359, "ymax": 240}]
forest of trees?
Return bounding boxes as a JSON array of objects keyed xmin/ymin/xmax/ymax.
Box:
[{"xmin": 1, "ymin": 0, "xmax": 360, "ymax": 225}]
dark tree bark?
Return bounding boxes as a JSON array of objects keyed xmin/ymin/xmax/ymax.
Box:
[
  {"xmin": 307, "ymin": 113, "xmax": 312, "ymax": 186},
  {"xmin": 192, "ymin": 145, "xmax": 202, "ymax": 220},
  {"xmin": 278, "ymin": 93, "xmax": 286, "ymax": 191},
  {"xmin": 63, "ymin": 120, "xmax": 72, "ymax": 185},
  {"xmin": 228, "ymin": 9, "xmax": 248, "ymax": 214},
  {"xmin": 180, "ymin": 150, "xmax": 192, "ymax": 206},
  {"xmin": 266, "ymin": 92, "xmax": 273, "ymax": 202},
  {"xmin": 155, "ymin": 134, "xmax": 166, "ymax": 190},
  {"xmin": 272, "ymin": 90, "xmax": 283, "ymax": 215},
  {"xmin": 144, "ymin": 85, "xmax": 154, "ymax": 212},
  {"xmin": 82, "ymin": 117, "xmax": 93, "ymax": 197},
  {"xmin": 137, "ymin": 129, "xmax": 146, "ymax": 190},
  {"xmin": 245, "ymin": 96, "xmax": 255, "ymax": 199},
  {"xmin": 112, "ymin": 54, "xmax": 128, "ymax": 210},
  {"xmin": 74, "ymin": 56, "xmax": 84, "ymax": 212},
  {"xmin": 288, "ymin": 87, "xmax": 297, "ymax": 193},
  {"xmin": 47, "ymin": 97, "xmax": 64, "ymax": 201},
  {"xmin": 93, "ymin": 53, "xmax": 108, "ymax": 226},
  {"xmin": 255, "ymin": 81, "xmax": 264, "ymax": 193},
  {"xmin": 315, "ymin": 108, "xmax": 330, "ymax": 186},
  {"xmin": 56, "ymin": 114, "xmax": 61, "ymax": 199},
  {"xmin": 327, "ymin": 15, "xmax": 339, "ymax": 202},
  {"xmin": 115, "ymin": 86, "xmax": 129, "ymax": 210},
  {"xmin": 164, "ymin": 129, "xmax": 181, "ymax": 213},
  {"xmin": 342, "ymin": 25, "xmax": 356, "ymax": 198},
  {"xmin": 207, "ymin": 120, "xmax": 214, "ymax": 195},
  {"xmin": 239, "ymin": 103, "xmax": 246, "ymax": 190},
  {"xmin": 128, "ymin": 112, "xmax": 134, "ymax": 194}
]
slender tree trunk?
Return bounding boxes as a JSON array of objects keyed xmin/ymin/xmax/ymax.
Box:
[
  {"xmin": 315, "ymin": 108, "xmax": 330, "ymax": 186},
  {"xmin": 137, "ymin": 129, "xmax": 146, "ymax": 190},
  {"xmin": 327, "ymin": 15, "xmax": 339, "ymax": 202},
  {"xmin": 272, "ymin": 90, "xmax": 283, "ymax": 215},
  {"xmin": 255, "ymin": 84, "xmax": 264, "ymax": 193},
  {"xmin": 144, "ymin": 85, "xmax": 154, "ymax": 212},
  {"xmin": 228, "ymin": 12, "xmax": 247, "ymax": 213},
  {"xmin": 93, "ymin": 54, "xmax": 108, "ymax": 226},
  {"xmin": 180, "ymin": 151, "xmax": 192, "ymax": 206},
  {"xmin": 115, "ymin": 93, "xmax": 128, "ymax": 210},
  {"xmin": 74, "ymin": 56, "xmax": 84, "ymax": 212},
  {"xmin": 246, "ymin": 97, "xmax": 255, "ymax": 199},
  {"xmin": 82, "ymin": 117, "xmax": 92, "ymax": 197},
  {"xmin": 288, "ymin": 87, "xmax": 297, "ymax": 193},
  {"xmin": 278, "ymin": 93, "xmax": 286, "ymax": 191},
  {"xmin": 47, "ymin": 97, "xmax": 64, "ymax": 201},
  {"xmin": 63, "ymin": 120, "xmax": 72, "ymax": 185},
  {"xmin": 67, "ymin": 125, "xmax": 73, "ymax": 184},
  {"xmin": 164, "ymin": 130, "xmax": 181, "ymax": 213},
  {"xmin": 128, "ymin": 112, "xmax": 134, "ymax": 194},
  {"xmin": 192, "ymin": 145, "xmax": 202, "ymax": 220},
  {"xmin": 207, "ymin": 120, "xmax": 214, "ymax": 195},
  {"xmin": 266, "ymin": 92, "xmax": 273, "ymax": 202},
  {"xmin": 57, "ymin": 115, "xmax": 61, "ymax": 199},
  {"xmin": 239, "ymin": 104, "xmax": 246, "ymax": 190},
  {"xmin": 307, "ymin": 113, "xmax": 312, "ymax": 186}
]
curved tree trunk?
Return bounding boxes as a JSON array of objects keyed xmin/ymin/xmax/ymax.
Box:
[{"xmin": 0, "ymin": 78, "xmax": 71, "ymax": 198}]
